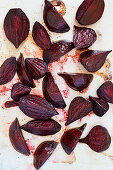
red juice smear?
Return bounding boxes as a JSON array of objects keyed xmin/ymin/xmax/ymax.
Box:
[
  {"xmin": 0, "ymin": 86, "xmax": 11, "ymax": 95},
  {"xmin": 26, "ymin": 139, "xmax": 35, "ymax": 155},
  {"xmin": 62, "ymin": 88, "xmax": 69, "ymax": 98}
]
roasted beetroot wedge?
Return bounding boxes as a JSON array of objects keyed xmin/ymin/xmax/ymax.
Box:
[
  {"xmin": 80, "ymin": 50, "xmax": 112, "ymax": 72},
  {"xmin": 73, "ymin": 26, "xmax": 97, "ymax": 49},
  {"xmin": 61, "ymin": 124, "xmax": 87, "ymax": 155},
  {"xmin": 58, "ymin": 72, "xmax": 93, "ymax": 92},
  {"xmin": 43, "ymin": 0, "xmax": 70, "ymax": 33},
  {"xmin": 9, "ymin": 118, "xmax": 30, "ymax": 155},
  {"xmin": 34, "ymin": 141, "xmax": 58, "ymax": 169},
  {"xmin": 21, "ymin": 119, "xmax": 61, "ymax": 136},
  {"xmin": 11, "ymin": 82, "xmax": 31, "ymax": 101},
  {"xmin": 0, "ymin": 57, "xmax": 17, "ymax": 85},
  {"xmin": 17, "ymin": 53, "xmax": 35, "ymax": 88},
  {"xmin": 32, "ymin": 21, "xmax": 51, "ymax": 50},
  {"xmin": 79, "ymin": 125, "xmax": 111, "ymax": 152},
  {"xmin": 76, "ymin": 0, "xmax": 105, "ymax": 25},
  {"xmin": 43, "ymin": 72, "xmax": 66, "ymax": 109},
  {"xmin": 5, "ymin": 100, "xmax": 18, "ymax": 108},
  {"xmin": 4, "ymin": 8, "xmax": 30, "ymax": 48},
  {"xmin": 43, "ymin": 40, "xmax": 74, "ymax": 63},
  {"xmin": 19, "ymin": 94, "xmax": 59, "ymax": 119},
  {"xmin": 89, "ymin": 96, "xmax": 109, "ymax": 117},
  {"xmin": 25, "ymin": 58, "xmax": 48, "ymax": 80},
  {"xmin": 97, "ymin": 81, "xmax": 113, "ymax": 103},
  {"xmin": 65, "ymin": 97, "xmax": 92, "ymax": 125}
]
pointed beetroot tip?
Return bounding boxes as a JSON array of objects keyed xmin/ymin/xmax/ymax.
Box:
[{"xmin": 79, "ymin": 123, "xmax": 87, "ymax": 131}]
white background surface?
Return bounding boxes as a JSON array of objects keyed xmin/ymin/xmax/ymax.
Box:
[{"xmin": 0, "ymin": 0, "xmax": 113, "ymax": 170}]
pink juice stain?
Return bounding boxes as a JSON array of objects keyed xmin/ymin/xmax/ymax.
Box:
[{"xmin": 26, "ymin": 139, "xmax": 35, "ymax": 155}]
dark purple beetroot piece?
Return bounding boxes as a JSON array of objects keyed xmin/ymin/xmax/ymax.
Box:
[
  {"xmin": 32, "ymin": 21, "xmax": 51, "ymax": 50},
  {"xmin": 21, "ymin": 119, "xmax": 61, "ymax": 136},
  {"xmin": 89, "ymin": 96, "xmax": 109, "ymax": 117},
  {"xmin": 25, "ymin": 58, "xmax": 48, "ymax": 80},
  {"xmin": 80, "ymin": 50, "xmax": 112, "ymax": 72},
  {"xmin": 66, "ymin": 97, "xmax": 92, "ymax": 125},
  {"xmin": 33, "ymin": 141, "xmax": 58, "ymax": 169},
  {"xmin": 19, "ymin": 94, "xmax": 59, "ymax": 119},
  {"xmin": 9, "ymin": 118, "xmax": 30, "ymax": 155},
  {"xmin": 79, "ymin": 125, "xmax": 111, "ymax": 152},
  {"xmin": 0, "ymin": 57, "xmax": 17, "ymax": 85},
  {"xmin": 43, "ymin": 40, "xmax": 74, "ymax": 63},
  {"xmin": 58, "ymin": 72, "xmax": 93, "ymax": 92},
  {"xmin": 5, "ymin": 100, "xmax": 18, "ymax": 108},
  {"xmin": 4, "ymin": 8, "xmax": 30, "ymax": 48},
  {"xmin": 61, "ymin": 124, "xmax": 87, "ymax": 155},
  {"xmin": 17, "ymin": 53, "xmax": 35, "ymax": 88},
  {"xmin": 97, "ymin": 81, "xmax": 113, "ymax": 103},
  {"xmin": 43, "ymin": 0, "xmax": 70, "ymax": 33},
  {"xmin": 73, "ymin": 26, "xmax": 97, "ymax": 49},
  {"xmin": 11, "ymin": 82, "xmax": 31, "ymax": 101},
  {"xmin": 43, "ymin": 72, "xmax": 66, "ymax": 109},
  {"xmin": 76, "ymin": 0, "xmax": 105, "ymax": 25}
]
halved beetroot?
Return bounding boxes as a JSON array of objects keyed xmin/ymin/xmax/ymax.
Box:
[
  {"xmin": 58, "ymin": 72, "xmax": 93, "ymax": 91},
  {"xmin": 61, "ymin": 124, "xmax": 87, "ymax": 155},
  {"xmin": 32, "ymin": 21, "xmax": 51, "ymax": 50},
  {"xmin": 43, "ymin": 72, "xmax": 66, "ymax": 108},
  {"xmin": 43, "ymin": 40, "xmax": 74, "ymax": 63},
  {"xmin": 43, "ymin": 0, "xmax": 70, "ymax": 33},
  {"xmin": 25, "ymin": 58, "xmax": 48, "ymax": 80},
  {"xmin": 4, "ymin": 8, "xmax": 30, "ymax": 48}
]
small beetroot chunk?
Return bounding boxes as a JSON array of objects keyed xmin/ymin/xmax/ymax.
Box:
[
  {"xmin": 33, "ymin": 141, "xmax": 58, "ymax": 169},
  {"xmin": 79, "ymin": 125, "xmax": 111, "ymax": 153},
  {"xmin": 61, "ymin": 124, "xmax": 87, "ymax": 155}
]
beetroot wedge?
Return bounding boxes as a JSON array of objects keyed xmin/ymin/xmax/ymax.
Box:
[
  {"xmin": 19, "ymin": 94, "xmax": 59, "ymax": 119},
  {"xmin": 25, "ymin": 58, "xmax": 48, "ymax": 80},
  {"xmin": 17, "ymin": 53, "xmax": 35, "ymax": 88},
  {"xmin": 43, "ymin": 0, "xmax": 70, "ymax": 33},
  {"xmin": 73, "ymin": 26, "xmax": 97, "ymax": 49},
  {"xmin": 0, "ymin": 57, "xmax": 17, "ymax": 85},
  {"xmin": 5, "ymin": 101, "xmax": 18, "ymax": 108},
  {"xmin": 79, "ymin": 125, "xmax": 111, "ymax": 152},
  {"xmin": 43, "ymin": 72, "xmax": 66, "ymax": 109},
  {"xmin": 97, "ymin": 81, "xmax": 113, "ymax": 103},
  {"xmin": 66, "ymin": 97, "xmax": 92, "ymax": 125},
  {"xmin": 61, "ymin": 124, "xmax": 87, "ymax": 155},
  {"xmin": 58, "ymin": 72, "xmax": 93, "ymax": 92},
  {"xmin": 80, "ymin": 50, "xmax": 112, "ymax": 72},
  {"xmin": 4, "ymin": 8, "xmax": 30, "ymax": 48},
  {"xmin": 11, "ymin": 82, "xmax": 31, "ymax": 101},
  {"xmin": 9, "ymin": 118, "xmax": 30, "ymax": 155},
  {"xmin": 76, "ymin": 0, "xmax": 105, "ymax": 25},
  {"xmin": 21, "ymin": 119, "xmax": 61, "ymax": 136},
  {"xmin": 43, "ymin": 40, "xmax": 74, "ymax": 63},
  {"xmin": 34, "ymin": 141, "xmax": 58, "ymax": 169},
  {"xmin": 32, "ymin": 21, "xmax": 51, "ymax": 50},
  {"xmin": 89, "ymin": 96, "xmax": 109, "ymax": 117}
]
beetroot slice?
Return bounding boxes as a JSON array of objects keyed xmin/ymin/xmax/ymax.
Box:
[
  {"xmin": 25, "ymin": 58, "xmax": 48, "ymax": 80},
  {"xmin": 9, "ymin": 118, "xmax": 30, "ymax": 155},
  {"xmin": 66, "ymin": 97, "xmax": 92, "ymax": 125},
  {"xmin": 43, "ymin": 72, "xmax": 66, "ymax": 109},
  {"xmin": 4, "ymin": 8, "xmax": 30, "ymax": 48},
  {"xmin": 80, "ymin": 50, "xmax": 112, "ymax": 72},
  {"xmin": 79, "ymin": 125, "xmax": 111, "ymax": 152},
  {"xmin": 76, "ymin": 0, "xmax": 105, "ymax": 25},
  {"xmin": 73, "ymin": 26, "xmax": 97, "ymax": 49},
  {"xmin": 11, "ymin": 82, "xmax": 31, "ymax": 101},
  {"xmin": 43, "ymin": 0, "xmax": 70, "ymax": 33},
  {"xmin": 89, "ymin": 96, "xmax": 109, "ymax": 117},
  {"xmin": 21, "ymin": 119, "xmax": 61, "ymax": 136},
  {"xmin": 32, "ymin": 21, "xmax": 51, "ymax": 50},
  {"xmin": 97, "ymin": 81, "xmax": 113, "ymax": 103},
  {"xmin": 43, "ymin": 40, "xmax": 74, "ymax": 63},
  {"xmin": 17, "ymin": 53, "xmax": 35, "ymax": 88},
  {"xmin": 61, "ymin": 124, "xmax": 87, "ymax": 155},
  {"xmin": 33, "ymin": 141, "xmax": 58, "ymax": 169},
  {"xmin": 58, "ymin": 72, "xmax": 93, "ymax": 92}
]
